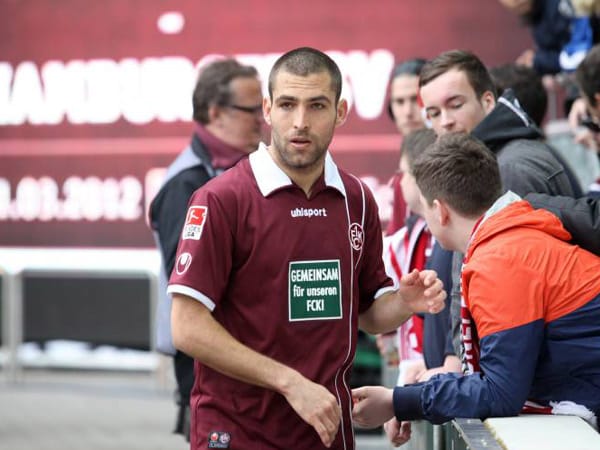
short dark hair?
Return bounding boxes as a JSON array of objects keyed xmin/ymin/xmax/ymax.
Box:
[
  {"xmin": 401, "ymin": 128, "xmax": 437, "ymax": 171},
  {"xmin": 192, "ymin": 59, "xmax": 258, "ymax": 124},
  {"xmin": 412, "ymin": 133, "xmax": 502, "ymax": 217},
  {"xmin": 391, "ymin": 58, "xmax": 427, "ymax": 80},
  {"xmin": 489, "ymin": 63, "xmax": 547, "ymax": 126},
  {"xmin": 268, "ymin": 47, "xmax": 343, "ymax": 103},
  {"xmin": 576, "ymin": 44, "xmax": 600, "ymax": 107},
  {"xmin": 419, "ymin": 50, "xmax": 497, "ymax": 99}
]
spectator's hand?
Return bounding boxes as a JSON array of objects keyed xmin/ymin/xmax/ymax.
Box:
[
  {"xmin": 568, "ymin": 98, "xmax": 588, "ymax": 130},
  {"xmin": 283, "ymin": 376, "xmax": 341, "ymax": 447},
  {"xmin": 417, "ymin": 355, "xmax": 462, "ymax": 382},
  {"xmin": 417, "ymin": 366, "xmax": 447, "ymax": 382},
  {"xmin": 402, "ymin": 358, "xmax": 426, "ymax": 385},
  {"xmin": 399, "ymin": 269, "xmax": 446, "ymax": 315},
  {"xmin": 578, "ymin": 131, "xmax": 600, "ymax": 152},
  {"xmin": 516, "ymin": 49, "xmax": 534, "ymax": 67},
  {"xmin": 384, "ymin": 418, "xmax": 412, "ymax": 447},
  {"xmin": 569, "ymin": 98, "xmax": 600, "ymax": 152},
  {"xmin": 352, "ymin": 386, "xmax": 394, "ymax": 428}
]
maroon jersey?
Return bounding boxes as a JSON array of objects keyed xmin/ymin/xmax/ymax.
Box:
[{"xmin": 168, "ymin": 144, "xmax": 393, "ymax": 450}]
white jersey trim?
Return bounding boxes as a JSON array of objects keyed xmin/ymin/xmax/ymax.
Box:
[
  {"xmin": 374, "ymin": 285, "xmax": 396, "ymax": 300},
  {"xmin": 249, "ymin": 143, "xmax": 347, "ymax": 198},
  {"xmin": 167, "ymin": 284, "xmax": 216, "ymax": 311}
]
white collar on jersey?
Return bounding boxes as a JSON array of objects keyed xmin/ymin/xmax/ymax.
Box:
[{"xmin": 249, "ymin": 142, "xmax": 347, "ymax": 198}]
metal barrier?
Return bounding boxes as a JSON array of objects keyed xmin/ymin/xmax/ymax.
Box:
[{"xmin": 398, "ymin": 416, "xmax": 599, "ymax": 450}]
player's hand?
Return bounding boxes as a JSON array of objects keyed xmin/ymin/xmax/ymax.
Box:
[
  {"xmin": 351, "ymin": 386, "xmax": 394, "ymax": 428},
  {"xmin": 384, "ymin": 418, "xmax": 412, "ymax": 447},
  {"xmin": 283, "ymin": 376, "xmax": 341, "ymax": 447},
  {"xmin": 399, "ymin": 269, "xmax": 446, "ymax": 314}
]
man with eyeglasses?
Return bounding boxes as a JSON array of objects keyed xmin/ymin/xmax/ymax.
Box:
[{"xmin": 149, "ymin": 58, "xmax": 263, "ymax": 442}]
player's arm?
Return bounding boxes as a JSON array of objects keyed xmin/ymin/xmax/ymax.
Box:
[
  {"xmin": 358, "ymin": 269, "xmax": 446, "ymax": 334},
  {"xmin": 171, "ymin": 293, "xmax": 341, "ymax": 448}
]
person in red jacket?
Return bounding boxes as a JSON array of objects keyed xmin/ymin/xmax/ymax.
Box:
[{"xmin": 352, "ymin": 132, "xmax": 600, "ymax": 432}]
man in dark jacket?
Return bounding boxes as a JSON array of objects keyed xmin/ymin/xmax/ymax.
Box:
[{"xmin": 149, "ymin": 58, "xmax": 263, "ymax": 440}]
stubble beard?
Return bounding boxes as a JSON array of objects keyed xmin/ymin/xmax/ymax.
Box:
[{"xmin": 272, "ymin": 131, "xmax": 329, "ymax": 172}]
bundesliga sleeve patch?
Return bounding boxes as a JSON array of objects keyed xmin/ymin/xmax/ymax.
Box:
[{"xmin": 182, "ymin": 205, "xmax": 207, "ymax": 240}]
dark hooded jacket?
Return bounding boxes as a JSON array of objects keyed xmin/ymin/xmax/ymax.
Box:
[
  {"xmin": 526, "ymin": 193, "xmax": 600, "ymax": 255},
  {"xmin": 472, "ymin": 90, "xmax": 577, "ymax": 198}
]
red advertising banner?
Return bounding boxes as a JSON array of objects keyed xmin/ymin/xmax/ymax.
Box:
[{"xmin": 0, "ymin": 0, "xmax": 531, "ymax": 247}]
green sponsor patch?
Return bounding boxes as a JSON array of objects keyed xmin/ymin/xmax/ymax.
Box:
[{"xmin": 288, "ymin": 260, "xmax": 342, "ymax": 321}]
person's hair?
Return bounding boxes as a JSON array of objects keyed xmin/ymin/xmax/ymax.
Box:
[
  {"xmin": 489, "ymin": 63, "xmax": 547, "ymax": 126},
  {"xmin": 419, "ymin": 50, "xmax": 497, "ymax": 99},
  {"xmin": 391, "ymin": 58, "xmax": 427, "ymax": 80},
  {"xmin": 192, "ymin": 59, "xmax": 258, "ymax": 124},
  {"xmin": 268, "ymin": 47, "xmax": 343, "ymax": 103},
  {"xmin": 387, "ymin": 58, "xmax": 427, "ymax": 121},
  {"xmin": 575, "ymin": 44, "xmax": 600, "ymax": 108},
  {"xmin": 401, "ymin": 128, "xmax": 436, "ymax": 171},
  {"xmin": 412, "ymin": 133, "xmax": 502, "ymax": 217}
]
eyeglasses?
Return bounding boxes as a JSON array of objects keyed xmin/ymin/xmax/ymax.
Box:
[{"xmin": 225, "ymin": 104, "xmax": 263, "ymax": 115}]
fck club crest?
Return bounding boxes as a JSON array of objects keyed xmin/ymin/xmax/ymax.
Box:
[{"xmin": 348, "ymin": 222, "xmax": 364, "ymax": 251}]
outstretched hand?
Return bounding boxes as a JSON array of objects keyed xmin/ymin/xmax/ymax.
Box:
[
  {"xmin": 399, "ymin": 269, "xmax": 446, "ymax": 314},
  {"xmin": 351, "ymin": 386, "xmax": 394, "ymax": 429}
]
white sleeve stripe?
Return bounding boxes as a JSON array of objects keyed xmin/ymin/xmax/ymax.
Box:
[
  {"xmin": 167, "ymin": 284, "xmax": 216, "ymax": 311},
  {"xmin": 374, "ymin": 285, "xmax": 396, "ymax": 300}
]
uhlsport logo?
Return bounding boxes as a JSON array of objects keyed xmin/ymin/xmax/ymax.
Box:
[
  {"xmin": 290, "ymin": 207, "xmax": 328, "ymax": 218},
  {"xmin": 182, "ymin": 205, "xmax": 207, "ymax": 240},
  {"xmin": 349, "ymin": 222, "xmax": 363, "ymax": 251},
  {"xmin": 175, "ymin": 252, "xmax": 192, "ymax": 275}
]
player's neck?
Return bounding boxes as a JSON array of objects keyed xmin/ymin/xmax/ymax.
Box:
[{"xmin": 289, "ymin": 164, "xmax": 324, "ymax": 198}]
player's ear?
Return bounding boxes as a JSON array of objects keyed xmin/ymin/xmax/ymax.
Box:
[
  {"xmin": 263, "ymin": 97, "xmax": 272, "ymax": 126},
  {"xmin": 335, "ymin": 99, "xmax": 348, "ymax": 127},
  {"xmin": 481, "ymin": 90, "xmax": 496, "ymax": 114},
  {"xmin": 433, "ymin": 199, "xmax": 450, "ymax": 226}
]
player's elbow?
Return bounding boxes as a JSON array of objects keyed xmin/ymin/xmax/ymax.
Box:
[{"xmin": 358, "ymin": 315, "xmax": 381, "ymax": 335}]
